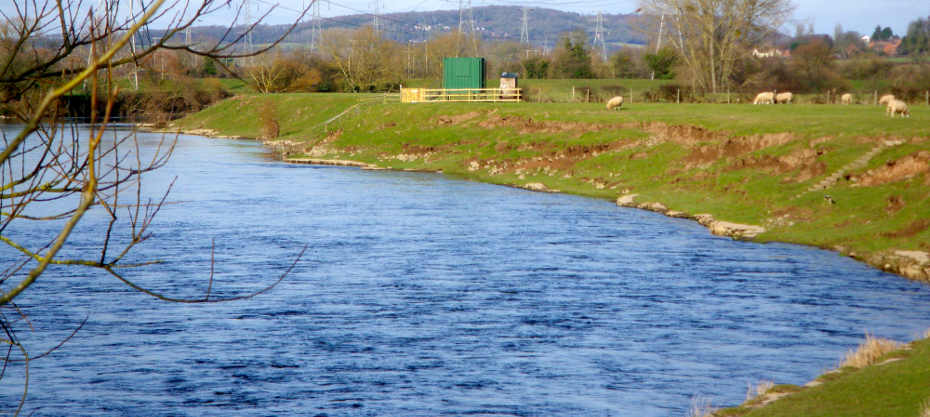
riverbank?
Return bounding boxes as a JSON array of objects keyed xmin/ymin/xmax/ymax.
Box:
[
  {"xmin": 169, "ymin": 93, "xmax": 930, "ymax": 281},
  {"xmin": 715, "ymin": 331, "xmax": 930, "ymax": 417}
]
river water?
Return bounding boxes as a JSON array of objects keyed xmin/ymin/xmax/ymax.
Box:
[{"xmin": 2, "ymin": 126, "xmax": 930, "ymax": 416}]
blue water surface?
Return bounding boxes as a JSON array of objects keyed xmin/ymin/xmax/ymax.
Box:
[{"xmin": 1, "ymin": 126, "xmax": 929, "ymax": 416}]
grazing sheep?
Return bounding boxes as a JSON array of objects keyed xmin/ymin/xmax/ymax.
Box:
[
  {"xmin": 753, "ymin": 91, "xmax": 775, "ymax": 105},
  {"xmin": 887, "ymin": 99, "xmax": 910, "ymax": 118},
  {"xmin": 841, "ymin": 93, "xmax": 853, "ymax": 105},
  {"xmin": 606, "ymin": 96, "xmax": 624, "ymax": 110},
  {"xmin": 879, "ymin": 94, "xmax": 895, "ymax": 106},
  {"xmin": 775, "ymin": 92, "xmax": 793, "ymax": 104}
]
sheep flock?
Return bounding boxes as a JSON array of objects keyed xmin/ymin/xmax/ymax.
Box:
[
  {"xmin": 605, "ymin": 90, "xmax": 914, "ymax": 119},
  {"xmin": 747, "ymin": 91, "xmax": 913, "ymax": 118}
]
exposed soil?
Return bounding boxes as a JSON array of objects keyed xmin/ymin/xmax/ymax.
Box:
[
  {"xmin": 637, "ymin": 122, "xmax": 728, "ymax": 146},
  {"xmin": 882, "ymin": 219, "xmax": 930, "ymax": 239},
  {"xmin": 727, "ymin": 147, "xmax": 827, "ymax": 182},
  {"xmin": 886, "ymin": 195, "xmax": 906, "ymax": 214},
  {"xmin": 436, "ymin": 111, "xmax": 483, "ymax": 125},
  {"xmin": 402, "ymin": 143, "xmax": 438, "ymax": 154},
  {"xmin": 477, "ymin": 114, "xmax": 603, "ymax": 138},
  {"xmin": 855, "ymin": 151, "xmax": 930, "ymax": 186}
]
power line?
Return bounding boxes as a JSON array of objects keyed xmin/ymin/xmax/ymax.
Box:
[{"xmin": 593, "ymin": 11, "xmax": 606, "ymax": 60}]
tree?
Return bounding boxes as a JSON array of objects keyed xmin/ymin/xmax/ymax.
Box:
[
  {"xmin": 900, "ymin": 18, "xmax": 930, "ymax": 56},
  {"xmin": 644, "ymin": 47, "xmax": 679, "ymax": 79},
  {"xmin": 833, "ymin": 24, "xmax": 867, "ymax": 59},
  {"xmin": 321, "ymin": 26, "xmax": 403, "ymax": 92},
  {"xmin": 0, "ymin": 0, "xmax": 309, "ymax": 411},
  {"xmin": 419, "ymin": 31, "xmax": 483, "ymax": 80},
  {"xmin": 550, "ymin": 31, "xmax": 594, "ymax": 78},
  {"xmin": 872, "ymin": 25, "xmax": 895, "ymax": 41},
  {"xmin": 638, "ymin": 0, "xmax": 795, "ymax": 93},
  {"xmin": 521, "ymin": 55, "xmax": 551, "ymax": 79},
  {"xmin": 790, "ymin": 39, "xmax": 843, "ymax": 92}
]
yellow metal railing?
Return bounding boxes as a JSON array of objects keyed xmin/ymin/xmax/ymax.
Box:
[{"xmin": 401, "ymin": 88, "xmax": 522, "ymax": 103}]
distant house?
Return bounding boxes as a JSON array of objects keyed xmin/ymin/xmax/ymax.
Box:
[
  {"xmin": 752, "ymin": 48, "xmax": 789, "ymax": 59},
  {"xmin": 869, "ymin": 38, "xmax": 902, "ymax": 56}
]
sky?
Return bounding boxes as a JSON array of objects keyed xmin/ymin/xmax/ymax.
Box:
[
  {"xmin": 2, "ymin": 0, "xmax": 925, "ymax": 37},
  {"xmin": 255, "ymin": 0, "xmax": 926, "ymax": 36}
]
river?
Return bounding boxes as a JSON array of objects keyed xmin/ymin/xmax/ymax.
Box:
[{"xmin": 2, "ymin": 126, "xmax": 929, "ymax": 416}]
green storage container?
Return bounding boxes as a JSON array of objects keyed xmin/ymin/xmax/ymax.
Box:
[{"xmin": 442, "ymin": 57, "xmax": 486, "ymax": 89}]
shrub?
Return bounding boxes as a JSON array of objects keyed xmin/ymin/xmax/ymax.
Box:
[
  {"xmin": 839, "ymin": 333, "xmax": 901, "ymax": 369},
  {"xmin": 656, "ymin": 84, "xmax": 692, "ymax": 102},
  {"xmin": 889, "ymin": 64, "xmax": 930, "ymax": 102},
  {"xmin": 599, "ymin": 85, "xmax": 625, "ymax": 99},
  {"xmin": 259, "ymin": 100, "xmax": 279, "ymax": 140}
]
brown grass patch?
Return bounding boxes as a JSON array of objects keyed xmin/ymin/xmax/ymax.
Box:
[
  {"xmin": 401, "ymin": 143, "xmax": 437, "ymax": 154},
  {"xmin": 510, "ymin": 143, "xmax": 617, "ymax": 173},
  {"xmin": 638, "ymin": 122, "xmax": 725, "ymax": 146},
  {"xmin": 886, "ymin": 195, "xmax": 906, "ymax": 214},
  {"xmin": 435, "ymin": 111, "xmax": 482, "ymax": 125},
  {"xmin": 476, "ymin": 114, "xmax": 603, "ymax": 137},
  {"xmin": 856, "ymin": 151, "xmax": 930, "ymax": 186},
  {"xmin": 684, "ymin": 133, "xmax": 802, "ymax": 169},
  {"xmin": 727, "ymin": 147, "xmax": 826, "ymax": 181},
  {"xmin": 881, "ymin": 219, "xmax": 930, "ymax": 239},
  {"xmin": 840, "ymin": 333, "xmax": 901, "ymax": 369}
]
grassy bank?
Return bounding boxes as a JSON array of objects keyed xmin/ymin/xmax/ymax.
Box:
[
  {"xmin": 716, "ymin": 332, "xmax": 930, "ymax": 417},
  {"xmin": 175, "ymin": 93, "xmax": 930, "ymax": 280}
]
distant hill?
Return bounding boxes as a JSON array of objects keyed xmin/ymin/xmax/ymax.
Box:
[{"xmin": 177, "ymin": 6, "xmax": 646, "ymax": 53}]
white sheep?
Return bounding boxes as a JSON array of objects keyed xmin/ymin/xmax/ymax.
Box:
[
  {"xmin": 841, "ymin": 93, "xmax": 853, "ymax": 105},
  {"xmin": 606, "ymin": 96, "xmax": 624, "ymax": 110},
  {"xmin": 775, "ymin": 92, "xmax": 793, "ymax": 104},
  {"xmin": 753, "ymin": 91, "xmax": 775, "ymax": 105},
  {"xmin": 879, "ymin": 94, "xmax": 895, "ymax": 106},
  {"xmin": 887, "ymin": 99, "xmax": 910, "ymax": 118}
]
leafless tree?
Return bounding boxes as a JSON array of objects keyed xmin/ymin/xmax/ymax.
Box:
[
  {"xmin": 638, "ymin": 0, "xmax": 795, "ymax": 93},
  {"xmin": 320, "ymin": 26, "xmax": 403, "ymax": 92},
  {"xmin": 0, "ymin": 0, "xmax": 311, "ymax": 413}
]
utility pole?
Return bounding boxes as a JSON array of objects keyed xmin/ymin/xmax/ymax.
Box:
[
  {"xmin": 651, "ymin": 14, "xmax": 665, "ymax": 80},
  {"xmin": 129, "ymin": 0, "xmax": 139, "ymax": 90},
  {"xmin": 311, "ymin": 0, "xmax": 323, "ymax": 52},
  {"xmin": 371, "ymin": 0, "xmax": 381, "ymax": 33},
  {"xmin": 458, "ymin": 0, "xmax": 466, "ymax": 33},
  {"xmin": 520, "ymin": 7, "xmax": 529, "ymax": 44},
  {"xmin": 594, "ymin": 12, "xmax": 607, "ymax": 61},
  {"xmin": 467, "ymin": 0, "xmax": 478, "ymax": 56},
  {"xmin": 406, "ymin": 40, "xmax": 412, "ymax": 78},
  {"xmin": 244, "ymin": 0, "xmax": 253, "ymax": 65}
]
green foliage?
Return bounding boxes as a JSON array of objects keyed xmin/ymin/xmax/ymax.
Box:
[
  {"xmin": 200, "ymin": 58, "xmax": 218, "ymax": 76},
  {"xmin": 521, "ymin": 56, "xmax": 550, "ymax": 79},
  {"xmin": 644, "ymin": 47, "xmax": 678, "ymax": 80},
  {"xmin": 550, "ymin": 31, "xmax": 594, "ymax": 79},
  {"xmin": 872, "ymin": 25, "xmax": 896, "ymax": 41},
  {"xmin": 900, "ymin": 18, "xmax": 930, "ymax": 55}
]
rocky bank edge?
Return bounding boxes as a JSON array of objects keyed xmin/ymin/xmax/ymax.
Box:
[
  {"xmin": 615, "ymin": 193, "xmax": 929, "ymax": 281},
  {"xmin": 142, "ymin": 123, "xmax": 930, "ymax": 283}
]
